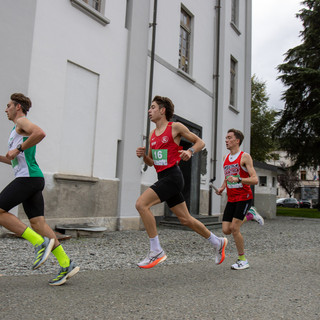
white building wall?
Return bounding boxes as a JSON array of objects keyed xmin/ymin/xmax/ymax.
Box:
[
  {"xmin": 214, "ymin": 0, "xmax": 252, "ymax": 213},
  {"xmin": 0, "ymin": 0, "xmax": 252, "ymax": 229},
  {"xmin": 26, "ymin": 0, "xmax": 129, "ymax": 179},
  {"xmin": 0, "ymin": 0, "xmax": 38, "ymax": 217}
]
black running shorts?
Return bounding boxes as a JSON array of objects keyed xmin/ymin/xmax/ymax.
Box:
[
  {"xmin": 222, "ymin": 199, "xmax": 252, "ymax": 222},
  {"xmin": 150, "ymin": 165, "xmax": 185, "ymax": 208},
  {"xmin": 0, "ymin": 177, "xmax": 45, "ymax": 219}
]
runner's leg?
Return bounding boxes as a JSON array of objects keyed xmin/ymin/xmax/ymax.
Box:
[
  {"xmin": 0, "ymin": 209, "xmax": 30, "ymax": 236},
  {"xmin": 171, "ymin": 202, "xmax": 227, "ymax": 264},
  {"xmin": 135, "ymin": 188, "xmax": 161, "ymax": 238},
  {"xmin": 229, "ymin": 218, "xmax": 245, "ymax": 256},
  {"xmin": 30, "ymin": 216, "xmax": 60, "ymax": 248},
  {"xmin": 170, "ymin": 202, "xmax": 211, "ymax": 238},
  {"xmin": 136, "ymin": 188, "xmax": 167, "ymax": 268}
]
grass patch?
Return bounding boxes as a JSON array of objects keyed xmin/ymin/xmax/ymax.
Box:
[{"xmin": 277, "ymin": 207, "xmax": 320, "ymax": 219}]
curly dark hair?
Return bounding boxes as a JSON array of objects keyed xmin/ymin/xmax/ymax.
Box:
[
  {"xmin": 11, "ymin": 93, "xmax": 32, "ymax": 115},
  {"xmin": 152, "ymin": 95, "xmax": 174, "ymax": 121}
]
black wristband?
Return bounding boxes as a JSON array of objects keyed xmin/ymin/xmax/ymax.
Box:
[{"xmin": 17, "ymin": 144, "xmax": 24, "ymax": 153}]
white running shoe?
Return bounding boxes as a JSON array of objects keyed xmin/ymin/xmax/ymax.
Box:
[
  {"xmin": 137, "ymin": 250, "xmax": 167, "ymax": 269},
  {"xmin": 215, "ymin": 237, "xmax": 228, "ymax": 265},
  {"xmin": 231, "ymin": 259, "xmax": 250, "ymax": 270},
  {"xmin": 248, "ymin": 207, "xmax": 264, "ymax": 226}
]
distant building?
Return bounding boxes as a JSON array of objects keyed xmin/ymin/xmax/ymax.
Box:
[
  {"xmin": 252, "ymin": 161, "xmax": 280, "ymax": 219},
  {"xmin": 268, "ymin": 151, "xmax": 320, "ymax": 207},
  {"xmin": 0, "ymin": 0, "xmax": 252, "ymax": 230}
]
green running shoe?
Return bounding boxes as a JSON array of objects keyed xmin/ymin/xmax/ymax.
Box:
[
  {"xmin": 32, "ymin": 237, "xmax": 55, "ymax": 270},
  {"xmin": 49, "ymin": 260, "xmax": 80, "ymax": 286}
]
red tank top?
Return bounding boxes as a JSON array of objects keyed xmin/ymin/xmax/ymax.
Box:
[
  {"xmin": 223, "ymin": 151, "xmax": 253, "ymax": 202},
  {"xmin": 150, "ymin": 122, "xmax": 183, "ymax": 173}
]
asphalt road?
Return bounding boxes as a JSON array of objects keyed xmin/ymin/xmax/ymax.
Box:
[{"xmin": 1, "ymin": 247, "xmax": 319, "ymax": 319}]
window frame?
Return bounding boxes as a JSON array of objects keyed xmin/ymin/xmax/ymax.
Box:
[
  {"xmin": 231, "ymin": 0, "xmax": 238, "ymax": 25},
  {"xmin": 83, "ymin": 0, "xmax": 102, "ymax": 12},
  {"xmin": 178, "ymin": 6, "xmax": 193, "ymax": 75},
  {"xmin": 259, "ymin": 176, "xmax": 267, "ymax": 187},
  {"xmin": 229, "ymin": 56, "xmax": 238, "ymax": 112},
  {"xmin": 230, "ymin": 0, "xmax": 241, "ymax": 35},
  {"xmin": 70, "ymin": 0, "xmax": 110, "ymax": 25}
]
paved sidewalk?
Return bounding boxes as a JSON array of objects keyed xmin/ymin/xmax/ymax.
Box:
[{"xmin": 0, "ymin": 217, "xmax": 320, "ymax": 319}]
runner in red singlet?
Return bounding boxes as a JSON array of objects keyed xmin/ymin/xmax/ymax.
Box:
[
  {"xmin": 216, "ymin": 129, "xmax": 259, "ymax": 270},
  {"xmin": 136, "ymin": 96, "xmax": 227, "ymax": 269}
]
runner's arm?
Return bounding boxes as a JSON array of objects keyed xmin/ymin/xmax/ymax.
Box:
[
  {"xmin": 239, "ymin": 153, "xmax": 258, "ymax": 185},
  {"xmin": 173, "ymin": 122, "xmax": 205, "ymax": 161},
  {"xmin": 216, "ymin": 155, "xmax": 227, "ymax": 195},
  {"xmin": 136, "ymin": 146, "xmax": 154, "ymax": 166},
  {"xmin": 6, "ymin": 118, "xmax": 46, "ymax": 160},
  {"xmin": 136, "ymin": 131, "xmax": 154, "ymax": 166},
  {"xmin": 0, "ymin": 155, "xmax": 11, "ymax": 165},
  {"xmin": 16, "ymin": 117, "xmax": 46, "ymax": 149},
  {"xmin": 216, "ymin": 180, "xmax": 226, "ymax": 195}
]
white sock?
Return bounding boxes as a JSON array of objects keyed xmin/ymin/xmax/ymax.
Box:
[
  {"xmin": 149, "ymin": 235, "xmax": 162, "ymax": 253},
  {"xmin": 207, "ymin": 232, "xmax": 222, "ymax": 248}
]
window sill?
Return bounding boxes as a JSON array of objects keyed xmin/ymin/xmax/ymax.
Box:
[
  {"xmin": 70, "ymin": 0, "xmax": 110, "ymax": 26},
  {"xmin": 54, "ymin": 173, "xmax": 99, "ymax": 183},
  {"xmin": 230, "ymin": 22, "xmax": 241, "ymax": 36},
  {"xmin": 177, "ymin": 69, "xmax": 196, "ymax": 83},
  {"xmin": 229, "ymin": 104, "xmax": 239, "ymax": 114}
]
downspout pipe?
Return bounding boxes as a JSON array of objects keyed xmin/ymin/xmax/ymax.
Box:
[
  {"xmin": 209, "ymin": 0, "xmax": 221, "ymax": 215},
  {"xmin": 143, "ymin": 0, "xmax": 158, "ymax": 172}
]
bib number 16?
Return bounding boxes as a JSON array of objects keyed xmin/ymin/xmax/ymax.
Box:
[{"xmin": 152, "ymin": 149, "xmax": 168, "ymax": 165}]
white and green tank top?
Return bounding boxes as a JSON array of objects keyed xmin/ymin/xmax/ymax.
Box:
[{"xmin": 8, "ymin": 126, "xmax": 43, "ymax": 178}]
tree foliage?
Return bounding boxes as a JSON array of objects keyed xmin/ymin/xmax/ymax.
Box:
[
  {"xmin": 250, "ymin": 75, "xmax": 277, "ymax": 161},
  {"xmin": 274, "ymin": 0, "xmax": 320, "ymax": 170}
]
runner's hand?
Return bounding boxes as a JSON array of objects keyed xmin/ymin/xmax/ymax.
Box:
[
  {"xmin": 178, "ymin": 150, "xmax": 192, "ymax": 161},
  {"xmin": 6, "ymin": 149, "xmax": 19, "ymax": 161},
  {"xmin": 216, "ymin": 187, "xmax": 224, "ymax": 195},
  {"xmin": 136, "ymin": 147, "xmax": 146, "ymax": 158}
]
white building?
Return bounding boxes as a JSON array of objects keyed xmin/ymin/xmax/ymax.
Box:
[
  {"xmin": 0, "ymin": 0, "xmax": 252, "ymax": 230},
  {"xmin": 268, "ymin": 151, "xmax": 320, "ymax": 206}
]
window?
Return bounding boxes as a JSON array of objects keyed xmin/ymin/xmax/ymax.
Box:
[
  {"xmin": 231, "ymin": 0, "xmax": 239, "ymax": 26},
  {"xmin": 259, "ymin": 176, "xmax": 267, "ymax": 187},
  {"xmin": 229, "ymin": 57, "xmax": 237, "ymax": 107},
  {"xmin": 272, "ymin": 177, "xmax": 276, "ymax": 188},
  {"xmin": 70, "ymin": 0, "xmax": 110, "ymax": 25},
  {"xmin": 179, "ymin": 7, "xmax": 192, "ymax": 74},
  {"xmin": 82, "ymin": 0, "xmax": 101, "ymax": 11},
  {"xmin": 300, "ymin": 170, "xmax": 306, "ymax": 180}
]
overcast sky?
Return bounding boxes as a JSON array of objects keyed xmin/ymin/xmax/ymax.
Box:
[{"xmin": 252, "ymin": 0, "xmax": 303, "ymax": 110}]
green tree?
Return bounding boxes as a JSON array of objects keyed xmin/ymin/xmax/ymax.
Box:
[
  {"xmin": 274, "ymin": 0, "xmax": 320, "ymax": 169},
  {"xmin": 250, "ymin": 75, "xmax": 277, "ymax": 161}
]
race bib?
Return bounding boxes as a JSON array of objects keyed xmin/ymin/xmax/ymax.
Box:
[
  {"xmin": 227, "ymin": 175, "xmax": 243, "ymax": 188},
  {"xmin": 152, "ymin": 149, "xmax": 168, "ymax": 166}
]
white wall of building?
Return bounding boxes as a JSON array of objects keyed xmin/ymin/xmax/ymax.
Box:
[
  {"xmin": 0, "ymin": 0, "xmax": 252, "ymax": 229},
  {"xmin": 26, "ymin": 0, "xmax": 129, "ymax": 180}
]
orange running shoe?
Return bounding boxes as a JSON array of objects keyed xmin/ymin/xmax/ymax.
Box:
[
  {"xmin": 215, "ymin": 237, "xmax": 228, "ymax": 265},
  {"xmin": 138, "ymin": 250, "xmax": 167, "ymax": 269}
]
